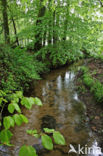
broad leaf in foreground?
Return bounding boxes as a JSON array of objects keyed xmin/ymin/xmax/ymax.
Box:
[
  {"xmin": 41, "ymin": 134, "xmax": 53, "ymax": 150},
  {"xmin": 19, "ymin": 145, "xmax": 37, "ymax": 156},
  {"xmin": 53, "ymin": 131, "xmax": 66, "ymax": 145}
]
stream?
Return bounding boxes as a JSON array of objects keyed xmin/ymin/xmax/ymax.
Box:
[{"xmin": 0, "ymin": 62, "xmax": 103, "ymax": 156}]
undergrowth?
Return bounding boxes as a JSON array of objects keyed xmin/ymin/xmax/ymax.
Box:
[
  {"xmin": 35, "ymin": 42, "xmax": 84, "ymax": 67},
  {"xmin": 0, "ymin": 45, "xmax": 48, "ymax": 91},
  {"xmin": 80, "ymin": 66, "xmax": 103, "ymax": 103},
  {"xmin": 0, "ymin": 43, "xmax": 84, "ymax": 91}
]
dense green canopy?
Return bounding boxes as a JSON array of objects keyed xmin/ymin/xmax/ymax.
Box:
[{"xmin": 0, "ymin": 0, "xmax": 103, "ymax": 52}]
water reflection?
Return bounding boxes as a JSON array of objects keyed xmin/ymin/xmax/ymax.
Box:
[
  {"xmin": 57, "ymin": 75, "xmax": 62, "ymax": 91},
  {"xmin": 73, "ymin": 93, "xmax": 79, "ymax": 101},
  {"xmin": 64, "ymin": 71, "xmax": 75, "ymax": 89}
]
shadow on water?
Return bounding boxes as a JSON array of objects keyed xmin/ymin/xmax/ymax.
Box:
[{"xmin": 0, "ymin": 61, "xmax": 103, "ymax": 156}]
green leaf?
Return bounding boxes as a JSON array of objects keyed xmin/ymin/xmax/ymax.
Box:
[
  {"xmin": 8, "ymin": 102, "xmax": 21, "ymax": 113},
  {"xmin": 28, "ymin": 97, "xmax": 35, "ymax": 105},
  {"xmin": 8, "ymin": 103, "xmax": 15, "ymax": 113},
  {"xmin": 13, "ymin": 114, "xmax": 23, "ymax": 126},
  {"xmin": 26, "ymin": 129, "xmax": 39, "ymax": 138},
  {"xmin": 21, "ymin": 97, "xmax": 32, "ymax": 109},
  {"xmin": 33, "ymin": 134, "xmax": 40, "ymax": 138},
  {"xmin": 19, "ymin": 145, "xmax": 37, "ymax": 156},
  {"xmin": 53, "ymin": 131, "xmax": 66, "ymax": 145},
  {"xmin": 43, "ymin": 128, "xmax": 54, "ymax": 133},
  {"xmin": 0, "ymin": 98, "xmax": 3, "ymax": 106},
  {"xmin": 16, "ymin": 91, "xmax": 23, "ymax": 99},
  {"xmin": 0, "ymin": 129, "xmax": 13, "ymax": 144},
  {"xmin": 3, "ymin": 117, "xmax": 10, "ymax": 129},
  {"xmin": 8, "ymin": 117, "xmax": 14, "ymax": 127},
  {"xmin": 41, "ymin": 134, "xmax": 53, "ymax": 150},
  {"xmin": 26, "ymin": 129, "xmax": 37, "ymax": 135},
  {"xmin": 13, "ymin": 103, "xmax": 21, "ymax": 113},
  {"xmin": 34, "ymin": 97, "xmax": 43, "ymax": 106},
  {"xmin": 20, "ymin": 114, "xmax": 28, "ymax": 123},
  {"xmin": 3, "ymin": 116, "xmax": 14, "ymax": 129},
  {"xmin": 10, "ymin": 94, "xmax": 19, "ymax": 102}
]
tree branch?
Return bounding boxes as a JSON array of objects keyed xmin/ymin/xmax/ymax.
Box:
[{"xmin": 99, "ymin": 0, "xmax": 103, "ymax": 7}]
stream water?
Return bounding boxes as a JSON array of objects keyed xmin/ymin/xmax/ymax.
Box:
[{"xmin": 0, "ymin": 62, "xmax": 102, "ymax": 156}]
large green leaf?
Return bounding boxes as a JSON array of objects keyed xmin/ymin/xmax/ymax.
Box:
[
  {"xmin": 3, "ymin": 117, "xmax": 10, "ymax": 129},
  {"xmin": 20, "ymin": 114, "xmax": 28, "ymax": 123},
  {"xmin": 13, "ymin": 103, "xmax": 21, "ymax": 113},
  {"xmin": 3, "ymin": 116, "xmax": 14, "ymax": 129},
  {"xmin": 19, "ymin": 145, "xmax": 37, "ymax": 156},
  {"xmin": 41, "ymin": 134, "xmax": 53, "ymax": 150},
  {"xmin": 13, "ymin": 114, "xmax": 23, "ymax": 126},
  {"xmin": 8, "ymin": 102, "xmax": 21, "ymax": 113},
  {"xmin": 8, "ymin": 103, "xmax": 15, "ymax": 113},
  {"xmin": 21, "ymin": 97, "xmax": 32, "ymax": 109},
  {"xmin": 53, "ymin": 131, "xmax": 66, "ymax": 145},
  {"xmin": 28, "ymin": 97, "xmax": 35, "ymax": 105},
  {"xmin": 0, "ymin": 129, "xmax": 13, "ymax": 144},
  {"xmin": 34, "ymin": 97, "xmax": 43, "ymax": 106}
]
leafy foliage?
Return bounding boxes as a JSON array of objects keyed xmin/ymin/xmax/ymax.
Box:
[
  {"xmin": 0, "ymin": 46, "xmax": 48, "ymax": 90},
  {"xmin": 0, "ymin": 90, "xmax": 42, "ymax": 146},
  {"xmin": 24, "ymin": 128, "xmax": 66, "ymax": 152},
  {"xmin": 19, "ymin": 145, "xmax": 37, "ymax": 156},
  {"xmin": 53, "ymin": 131, "xmax": 66, "ymax": 145},
  {"xmin": 0, "ymin": 129, "xmax": 13, "ymax": 145},
  {"xmin": 81, "ymin": 66, "xmax": 103, "ymax": 103},
  {"xmin": 0, "ymin": 90, "xmax": 65, "ymax": 155},
  {"xmin": 41, "ymin": 134, "xmax": 53, "ymax": 150}
]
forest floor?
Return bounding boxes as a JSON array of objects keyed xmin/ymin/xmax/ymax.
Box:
[{"xmin": 76, "ymin": 58, "xmax": 103, "ymax": 149}]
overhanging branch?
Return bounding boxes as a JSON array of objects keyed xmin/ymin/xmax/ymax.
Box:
[{"xmin": 99, "ymin": 0, "xmax": 103, "ymax": 7}]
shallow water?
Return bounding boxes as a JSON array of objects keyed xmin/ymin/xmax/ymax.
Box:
[{"xmin": 0, "ymin": 63, "xmax": 103, "ymax": 156}]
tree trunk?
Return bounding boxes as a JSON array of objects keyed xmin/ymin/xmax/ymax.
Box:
[
  {"xmin": 63, "ymin": 1, "xmax": 69, "ymax": 41},
  {"xmin": 34, "ymin": 0, "xmax": 46, "ymax": 51},
  {"xmin": 1, "ymin": 0, "xmax": 10, "ymax": 44},
  {"xmin": 12, "ymin": 17, "xmax": 19, "ymax": 46},
  {"xmin": 53, "ymin": 0, "xmax": 58, "ymax": 45}
]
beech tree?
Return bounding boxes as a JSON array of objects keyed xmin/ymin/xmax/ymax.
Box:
[{"xmin": 1, "ymin": 0, "xmax": 10, "ymax": 44}]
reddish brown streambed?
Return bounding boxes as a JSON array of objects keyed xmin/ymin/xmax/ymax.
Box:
[{"xmin": 0, "ymin": 63, "xmax": 103, "ymax": 156}]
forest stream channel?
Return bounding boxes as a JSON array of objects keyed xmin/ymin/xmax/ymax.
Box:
[{"xmin": 0, "ymin": 61, "xmax": 103, "ymax": 156}]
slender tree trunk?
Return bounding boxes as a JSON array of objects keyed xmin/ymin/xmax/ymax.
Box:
[
  {"xmin": 1, "ymin": 0, "xmax": 10, "ymax": 44},
  {"xmin": 53, "ymin": 0, "xmax": 58, "ymax": 45},
  {"xmin": 34, "ymin": 0, "xmax": 46, "ymax": 51},
  {"xmin": 63, "ymin": 1, "xmax": 69, "ymax": 41},
  {"xmin": 63, "ymin": 20, "xmax": 68, "ymax": 41},
  {"xmin": 53, "ymin": 10, "xmax": 56, "ymax": 44},
  {"xmin": 12, "ymin": 17, "xmax": 19, "ymax": 46},
  {"xmin": 47, "ymin": 0, "xmax": 52, "ymax": 45},
  {"xmin": 43, "ymin": 31, "xmax": 46, "ymax": 46}
]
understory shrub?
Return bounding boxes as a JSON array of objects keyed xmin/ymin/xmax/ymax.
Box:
[
  {"xmin": 35, "ymin": 41, "xmax": 84, "ymax": 67},
  {"xmin": 81, "ymin": 66, "xmax": 103, "ymax": 103},
  {"xmin": 0, "ymin": 45, "xmax": 48, "ymax": 90}
]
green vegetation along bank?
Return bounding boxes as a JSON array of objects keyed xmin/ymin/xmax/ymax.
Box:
[{"xmin": 76, "ymin": 58, "xmax": 103, "ymax": 148}]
